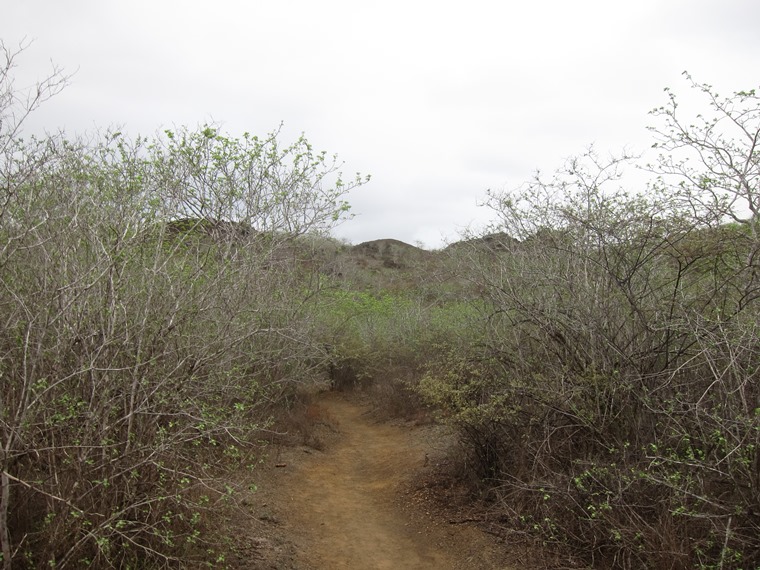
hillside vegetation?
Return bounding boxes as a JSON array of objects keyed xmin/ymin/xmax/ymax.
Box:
[
  {"xmin": 0, "ymin": 43, "xmax": 369, "ymax": 568},
  {"xmin": 2, "ymin": 39, "xmax": 759, "ymax": 570},
  {"xmin": 312, "ymin": 76, "xmax": 760, "ymax": 569},
  {"xmin": 477, "ymin": 80, "xmax": 760, "ymax": 569}
]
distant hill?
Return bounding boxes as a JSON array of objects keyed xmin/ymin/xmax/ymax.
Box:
[
  {"xmin": 353, "ymin": 238, "xmax": 424, "ymax": 253},
  {"xmin": 351, "ymin": 239, "xmax": 431, "ymax": 269},
  {"xmin": 445, "ymin": 232, "xmax": 518, "ymax": 252}
]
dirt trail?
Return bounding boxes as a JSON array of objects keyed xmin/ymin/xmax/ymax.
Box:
[{"xmin": 270, "ymin": 391, "xmax": 512, "ymax": 570}]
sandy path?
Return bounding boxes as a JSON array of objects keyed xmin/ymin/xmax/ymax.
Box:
[{"xmin": 274, "ymin": 392, "xmax": 511, "ymax": 570}]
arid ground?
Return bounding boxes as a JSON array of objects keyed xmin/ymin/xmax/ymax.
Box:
[{"xmin": 225, "ymin": 391, "xmax": 526, "ymax": 569}]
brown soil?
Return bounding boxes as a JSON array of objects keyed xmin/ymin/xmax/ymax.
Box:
[{"xmin": 226, "ymin": 390, "xmax": 524, "ymax": 569}]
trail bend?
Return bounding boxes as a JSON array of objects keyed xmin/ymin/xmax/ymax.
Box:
[{"xmin": 274, "ymin": 391, "xmax": 512, "ymax": 570}]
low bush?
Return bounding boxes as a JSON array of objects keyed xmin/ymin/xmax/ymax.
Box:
[
  {"xmin": 417, "ymin": 79, "xmax": 760, "ymax": 568},
  {"xmin": 0, "ymin": 43, "xmax": 367, "ymax": 568}
]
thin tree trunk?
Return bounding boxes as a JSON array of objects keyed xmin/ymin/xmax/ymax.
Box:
[{"xmin": 0, "ymin": 469, "xmax": 11, "ymax": 570}]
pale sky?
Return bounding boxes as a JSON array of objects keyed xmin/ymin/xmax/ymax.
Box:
[{"xmin": 3, "ymin": 1, "xmax": 759, "ymax": 248}]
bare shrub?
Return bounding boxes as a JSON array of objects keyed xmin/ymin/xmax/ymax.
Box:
[
  {"xmin": 420, "ymin": 77, "xmax": 760, "ymax": 569},
  {"xmin": 0, "ymin": 43, "xmax": 367, "ymax": 568}
]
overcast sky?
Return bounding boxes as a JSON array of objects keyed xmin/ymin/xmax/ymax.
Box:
[{"xmin": 3, "ymin": 1, "xmax": 759, "ymax": 248}]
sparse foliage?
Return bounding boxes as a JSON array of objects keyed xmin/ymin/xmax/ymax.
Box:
[
  {"xmin": 419, "ymin": 76, "xmax": 760, "ymax": 568},
  {"xmin": 4, "ymin": 40, "xmax": 760, "ymax": 570},
  {"xmin": 0, "ymin": 44, "xmax": 366, "ymax": 568}
]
